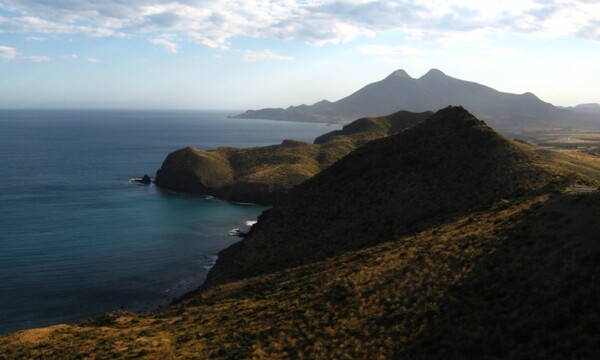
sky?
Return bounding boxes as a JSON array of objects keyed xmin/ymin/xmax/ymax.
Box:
[{"xmin": 0, "ymin": 0, "xmax": 599, "ymax": 110}]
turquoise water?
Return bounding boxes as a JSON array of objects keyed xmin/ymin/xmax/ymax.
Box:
[{"xmin": 0, "ymin": 110, "xmax": 340, "ymax": 334}]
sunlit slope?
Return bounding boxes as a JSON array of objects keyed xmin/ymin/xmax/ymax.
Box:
[
  {"xmin": 155, "ymin": 110, "xmax": 431, "ymax": 203},
  {"xmin": 205, "ymin": 106, "xmax": 569, "ymax": 287}
]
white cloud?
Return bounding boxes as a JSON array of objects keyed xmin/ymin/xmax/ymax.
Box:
[
  {"xmin": 0, "ymin": 14, "xmax": 71, "ymax": 33},
  {"xmin": 242, "ymin": 50, "xmax": 294, "ymax": 62},
  {"xmin": 151, "ymin": 36, "xmax": 179, "ymax": 53},
  {"xmin": 26, "ymin": 36, "xmax": 47, "ymax": 41},
  {"xmin": 0, "ymin": 0, "xmax": 598, "ymax": 49},
  {"xmin": 86, "ymin": 57, "xmax": 99, "ymax": 63},
  {"xmin": 0, "ymin": 44, "xmax": 49, "ymax": 61},
  {"xmin": 0, "ymin": 45, "xmax": 19, "ymax": 60},
  {"xmin": 0, "ymin": 14, "xmax": 121, "ymax": 38},
  {"xmin": 22, "ymin": 54, "xmax": 50, "ymax": 62}
]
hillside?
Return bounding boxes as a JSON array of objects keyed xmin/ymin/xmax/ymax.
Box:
[
  {"xmin": 204, "ymin": 106, "xmax": 571, "ymax": 287},
  {"xmin": 2, "ymin": 107, "xmax": 599, "ymax": 359},
  {"xmin": 234, "ymin": 69, "xmax": 596, "ymax": 134},
  {"xmin": 565, "ymin": 103, "xmax": 600, "ymax": 114},
  {"xmin": 155, "ymin": 110, "xmax": 432, "ymax": 203}
]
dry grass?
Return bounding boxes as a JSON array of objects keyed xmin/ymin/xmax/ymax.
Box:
[
  {"xmin": 155, "ymin": 110, "xmax": 431, "ymax": 203},
  {"xmin": 537, "ymin": 148, "xmax": 600, "ymax": 184},
  {"xmin": 2, "ymin": 192, "xmax": 598, "ymax": 359},
  {"xmin": 2, "ymin": 108, "xmax": 599, "ymax": 359}
]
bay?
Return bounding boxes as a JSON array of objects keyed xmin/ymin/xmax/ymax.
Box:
[{"xmin": 0, "ymin": 109, "xmax": 340, "ymax": 334}]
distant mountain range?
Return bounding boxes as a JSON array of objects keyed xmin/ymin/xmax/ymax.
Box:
[
  {"xmin": 560, "ymin": 103, "xmax": 600, "ymax": 114},
  {"xmin": 234, "ymin": 69, "xmax": 599, "ymax": 133}
]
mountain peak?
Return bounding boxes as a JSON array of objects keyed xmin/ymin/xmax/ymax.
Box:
[
  {"xmin": 387, "ymin": 69, "xmax": 413, "ymax": 79},
  {"xmin": 235, "ymin": 68, "xmax": 565, "ymax": 131},
  {"xmin": 420, "ymin": 68, "xmax": 446, "ymax": 79},
  {"xmin": 574, "ymin": 103, "xmax": 600, "ymax": 109},
  {"xmin": 205, "ymin": 106, "xmax": 563, "ymax": 288}
]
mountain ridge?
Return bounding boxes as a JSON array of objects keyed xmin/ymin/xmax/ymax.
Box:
[
  {"xmin": 203, "ymin": 106, "xmax": 571, "ymax": 287},
  {"xmin": 234, "ymin": 69, "xmax": 594, "ymax": 133},
  {"xmin": 563, "ymin": 103, "xmax": 600, "ymax": 114}
]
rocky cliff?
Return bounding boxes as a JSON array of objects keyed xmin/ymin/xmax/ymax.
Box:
[{"xmin": 155, "ymin": 110, "xmax": 432, "ymax": 203}]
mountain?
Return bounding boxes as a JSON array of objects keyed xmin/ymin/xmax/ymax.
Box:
[
  {"xmin": 234, "ymin": 69, "xmax": 594, "ymax": 133},
  {"xmin": 565, "ymin": 103, "xmax": 600, "ymax": 114},
  {"xmin": 155, "ymin": 110, "xmax": 432, "ymax": 203},
  {"xmin": 3, "ymin": 107, "xmax": 599, "ymax": 359},
  {"xmin": 203, "ymin": 106, "xmax": 572, "ymax": 287}
]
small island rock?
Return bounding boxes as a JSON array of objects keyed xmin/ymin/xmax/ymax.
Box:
[{"xmin": 132, "ymin": 174, "xmax": 152, "ymax": 184}]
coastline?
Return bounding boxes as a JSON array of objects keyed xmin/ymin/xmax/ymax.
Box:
[
  {"xmin": 0, "ymin": 212, "xmax": 255, "ymax": 336},
  {"xmin": 0, "ymin": 110, "xmax": 337, "ymax": 335}
]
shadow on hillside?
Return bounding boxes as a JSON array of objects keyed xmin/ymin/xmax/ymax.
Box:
[{"xmin": 402, "ymin": 193, "xmax": 600, "ymax": 359}]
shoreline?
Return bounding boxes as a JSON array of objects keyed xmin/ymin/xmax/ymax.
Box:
[
  {"xmin": 0, "ymin": 211, "xmax": 255, "ymax": 336},
  {"xmin": 0, "ymin": 110, "xmax": 331, "ymax": 337},
  {"xmin": 0, "ymin": 256, "xmax": 219, "ymax": 336}
]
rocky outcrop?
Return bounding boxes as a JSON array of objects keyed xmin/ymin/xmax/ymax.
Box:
[
  {"xmin": 130, "ymin": 174, "xmax": 152, "ymax": 184},
  {"xmin": 155, "ymin": 110, "xmax": 432, "ymax": 203},
  {"xmin": 155, "ymin": 147, "xmax": 234, "ymax": 195}
]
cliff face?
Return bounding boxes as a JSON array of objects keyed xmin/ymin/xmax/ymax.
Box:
[
  {"xmin": 155, "ymin": 110, "xmax": 432, "ymax": 203},
  {"xmin": 155, "ymin": 146, "xmax": 234, "ymax": 194},
  {"xmin": 203, "ymin": 106, "xmax": 571, "ymax": 287},
  {"xmin": 155, "ymin": 141, "xmax": 319, "ymax": 204}
]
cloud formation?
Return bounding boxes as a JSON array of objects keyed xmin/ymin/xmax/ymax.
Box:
[
  {"xmin": 0, "ymin": 0, "xmax": 598, "ymax": 51},
  {"xmin": 0, "ymin": 45, "xmax": 18, "ymax": 59},
  {"xmin": 0, "ymin": 44, "xmax": 49, "ymax": 61},
  {"xmin": 242, "ymin": 50, "xmax": 294, "ymax": 62},
  {"xmin": 151, "ymin": 35, "xmax": 179, "ymax": 53}
]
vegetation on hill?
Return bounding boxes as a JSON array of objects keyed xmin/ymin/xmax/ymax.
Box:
[
  {"xmin": 2, "ymin": 192, "xmax": 598, "ymax": 359},
  {"xmin": 203, "ymin": 106, "xmax": 575, "ymax": 287},
  {"xmin": 1, "ymin": 107, "xmax": 599, "ymax": 359},
  {"xmin": 155, "ymin": 110, "xmax": 431, "ymax": 203}
]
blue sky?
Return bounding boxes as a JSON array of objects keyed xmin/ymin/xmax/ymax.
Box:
[{"xmin": 0, "ymin": 0, "xmax": 599, "ymax": 110}]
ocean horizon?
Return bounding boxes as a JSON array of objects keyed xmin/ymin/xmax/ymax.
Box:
[{"xmin": 0, "ymin": 109, "xmax": 341, "ymax": 334}]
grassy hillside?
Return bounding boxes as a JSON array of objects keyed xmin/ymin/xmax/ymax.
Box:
[
  {"xmin": 204, "ymin": 106, "xmax": 574, "ymax": 287},
  {"xmin": 2, "ymin": 193, "xmax": 598, "ymax": 359},
  {"xmin": 155, "ymin": 110, "xmax": 432, "ymax": 203},
  {"xmin": 2, "ymin": 107, "xmax": 599, "ymax": 359},
  {"xmin": 537, "ymin": 148, "xmax": 600, "ymax": 183}
]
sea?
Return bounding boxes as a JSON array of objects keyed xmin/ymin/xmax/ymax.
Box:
[{"xmin": 0, "ymin": 109, "xmax": 341, "ymax": 334}]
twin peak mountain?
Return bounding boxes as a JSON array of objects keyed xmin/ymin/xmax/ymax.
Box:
[{"xmin": 234, "ymin": 68, "xmax": 586, "ymax": 134}]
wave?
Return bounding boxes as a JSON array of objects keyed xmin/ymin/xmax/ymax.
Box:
[{"xmin": 202, "ymin": 255, "xmax": 219, "ymax": 270}]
